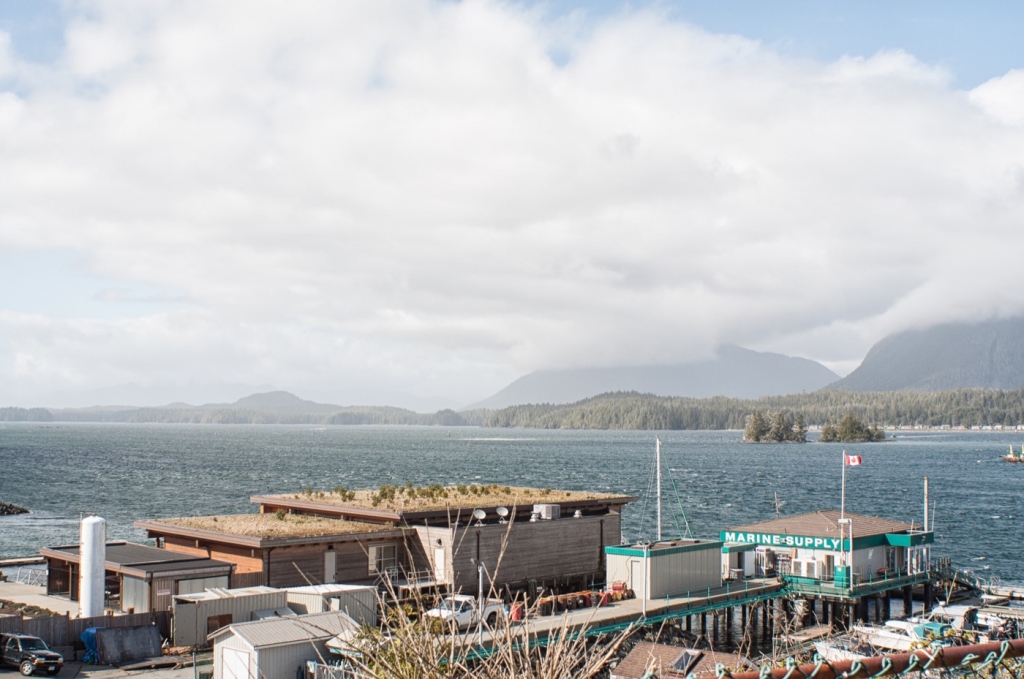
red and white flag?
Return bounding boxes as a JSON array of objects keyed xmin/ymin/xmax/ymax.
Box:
[{"xmin": 845, "ymin": 454, "xmax": 862, "ymax": 466}]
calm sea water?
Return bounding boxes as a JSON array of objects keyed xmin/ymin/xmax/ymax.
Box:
[{"xmin": 0, "ymin": 424, "xmax": 1020, "ymax": 585}]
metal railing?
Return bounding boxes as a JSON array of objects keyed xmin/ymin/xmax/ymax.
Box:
[{"xmin": 12, "ymin": 566, "xmax": 46, "ymax": 586}]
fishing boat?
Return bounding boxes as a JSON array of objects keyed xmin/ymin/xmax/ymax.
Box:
[{"xmin": 1004, "ymin": 446, "xmax": 1024, "ymax": 463}]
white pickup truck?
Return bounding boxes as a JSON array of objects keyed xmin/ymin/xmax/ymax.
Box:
[{"xmin": 423, "ymin": 595, "xmax": 505, "ymax": 630}]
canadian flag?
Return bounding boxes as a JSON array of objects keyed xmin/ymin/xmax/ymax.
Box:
[{"xmin": 845, "ymin": 454, "xmax": 863, "ymax": 466}]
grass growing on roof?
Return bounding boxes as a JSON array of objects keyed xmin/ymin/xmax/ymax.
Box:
[
  {"xmin": 152, "ymin": 513, "xmax": 389, "ymax": 538},
  {"xmin": 280, "ymin": 484, "xmax": 623, "ymax": 511}
]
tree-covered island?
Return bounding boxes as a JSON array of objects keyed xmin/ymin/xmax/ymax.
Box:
[{"xmin": 743, "ymin": 411, "xmax": 807, "ymax": 442}]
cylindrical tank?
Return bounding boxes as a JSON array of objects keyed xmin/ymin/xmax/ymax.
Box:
[{"xmin": 79, "ymin": 516, "xmax": 106, "ymax": 618}]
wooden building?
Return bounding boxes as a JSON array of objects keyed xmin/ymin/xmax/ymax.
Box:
[
  {"xmin": 40, "ymin": 541, "xmax": 234, "ymax": 613},
  {"xmin": 136, "ymin": 514, "xmax": 406, "ymax": 589},
  {"xmin": 138, "ymin": 485, "xmax": 634, "ymax": 595}
]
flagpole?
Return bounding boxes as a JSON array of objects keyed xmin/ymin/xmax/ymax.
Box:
[{"xmin": 841, "ymin": 449, "xmax": 846, "ymax": 519}]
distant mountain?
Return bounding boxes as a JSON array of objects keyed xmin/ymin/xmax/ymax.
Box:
[
  {"xmin": 214, "ymin": 390, "xmax": 340, "ymax": 414},
  {"xmin": 830, "ymin": 317, "xmax": 1024, "ymax": 392},
  {"xmin": 36, "ymin": 391, "xmax": 474, "ymax": 426},
  {"xmin": 468, "ymin": 346, "xmax": 839, "ymax": 409}
]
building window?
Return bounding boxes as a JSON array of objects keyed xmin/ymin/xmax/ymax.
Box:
[{"xmin": 369, "ymin": 544, "xmax": 398, "ymax": 576}]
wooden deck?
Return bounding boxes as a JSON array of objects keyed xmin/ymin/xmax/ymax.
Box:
[{"xmin": 461, "ymin": 577, "xmax": 785, "ymax": 656}]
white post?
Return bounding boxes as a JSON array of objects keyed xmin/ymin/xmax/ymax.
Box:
[
  {"xmin": 642, "ymin": 546, "xmax": 648, "ymax": 617},
  {"xmin": 477, "ymin": 561, "xmax": 484, "ymax": 645},
  {"xmin": 837, "ymin": 517, "xmax": 851, "ymax": 586},
  {"xmin": 923, "ymin": 476, "xmax": 929, "ymax": 532},
  {"xmin": 656, "ymin": 438, "xmax": 662, "ymax": 542},
  {"xmin": 848, "ymin": 518, "xmax": 854, "ymax": 581}
]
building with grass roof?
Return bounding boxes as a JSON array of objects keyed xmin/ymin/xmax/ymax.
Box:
[{"xmin": 138, "ymin": 484, "xmax": 635, "ymax": 596}]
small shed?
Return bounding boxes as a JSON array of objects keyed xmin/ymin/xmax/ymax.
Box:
[
  {"xmin": 209, "ymin": 611, "xmax": 359, "ymax": 679},
  {"xmin": 172, "ymin": 586, "xmax": 288, "ymax": 648},
  {"xmin": 41, "ymin": 541, "xmax": 234, "ymax": 613},
  {"xmin": 605, "ymin": 539, "xmax": 722, "ymax": 600},
  {"xmin": 285, "ymin": 584, "xmax": 378, "ymax": 627}
]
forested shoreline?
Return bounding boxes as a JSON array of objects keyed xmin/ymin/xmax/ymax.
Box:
[
  {"xmin": 482, "ymin": 389, "xmax": 1024, "ymax": 429},
  {"xmin": 5, "ymin": 388, "xmax": 1024, "ymax": 430}
]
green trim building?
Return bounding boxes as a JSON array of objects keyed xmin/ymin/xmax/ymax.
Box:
[
  {"xmin": 720, "ymin": 510, "xmax": 933, "ymax": 600},
  {"xmin": 606, "ymin": 539, "xmax": 723, "ymax": 599}
]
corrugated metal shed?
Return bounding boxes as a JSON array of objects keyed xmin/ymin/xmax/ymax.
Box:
[
  {"xmin": 209, "ymin": 611, "xmax": 359, "ymax": 679},
  {"xmin": 172, "ymin": 586, "xmax": 289, "ymax": 648},
  {"xmin": 285, "ymin": 584, "xmax": 378, "ymax": 627},
  {"xmin": 209, "ymin": 610, "xmax": 359, "ymax": 648}
]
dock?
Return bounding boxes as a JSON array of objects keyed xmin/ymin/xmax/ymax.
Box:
[{"xmin": 462, "ymin": 577, "xmax": 784, "ymax": 657}]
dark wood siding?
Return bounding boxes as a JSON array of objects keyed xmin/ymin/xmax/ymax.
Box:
[
  {"xmin": 449, "ymin": 513, "xmax": 620, "ymax": 593},
  {"xmin": 266, "ymin": 538, "xmax": 407, "ymax": 588}
]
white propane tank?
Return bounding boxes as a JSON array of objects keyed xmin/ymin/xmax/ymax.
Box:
[{"xmin": 79, "ymin": 516, "xmax": 106, "ymax": 618}]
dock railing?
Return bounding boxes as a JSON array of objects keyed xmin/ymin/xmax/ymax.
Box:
[{"xmin": 782, "ymin": 566, "xmax": 931, "ymax": 598}]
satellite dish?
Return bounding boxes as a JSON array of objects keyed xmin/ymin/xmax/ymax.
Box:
[
  {"xmin": 473, "ymin": 509, "xmax": 486, "ymax": 526},
  {"xmin": 496, "ymin": 507, "xmax": 509, "ymax": 523}
]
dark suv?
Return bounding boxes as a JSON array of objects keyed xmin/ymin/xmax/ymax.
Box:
[{"xmin": 0, "ymin": 634, "xmax": 63, "ymax": 676}]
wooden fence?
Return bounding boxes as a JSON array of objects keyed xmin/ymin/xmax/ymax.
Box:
[{"xmin": 0, "ymin": 611, "xmax": 171, "ymax": 649}]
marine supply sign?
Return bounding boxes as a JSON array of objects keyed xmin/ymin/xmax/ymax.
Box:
[{"xmin": 720, "ymin": 531, "xmax": 846, "ymax": 550}]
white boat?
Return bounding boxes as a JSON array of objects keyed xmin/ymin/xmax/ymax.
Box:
[
  {"xmin": 813, "ymin": 635, "xmax": 873, "ymax": 662},
  {"xmin": 851, "ymin": 620, "xmax": 952, "ymax": 652}
]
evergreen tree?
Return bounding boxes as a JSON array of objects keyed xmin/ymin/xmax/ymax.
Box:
[{"xmin": 744, "ymin": 411, "xmax": 769, "ymax": 441}]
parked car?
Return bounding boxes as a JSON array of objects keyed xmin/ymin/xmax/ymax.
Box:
[{"xmin": 0, "ymin": 633, "xmax": 63, "ymax": 676}]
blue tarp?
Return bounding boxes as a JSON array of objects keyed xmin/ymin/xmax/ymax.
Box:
[{"xmin": 81, "ymin": 626, "xmax": 104, "ymax": 664}]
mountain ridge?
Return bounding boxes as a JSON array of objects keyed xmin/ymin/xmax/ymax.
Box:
[
  {"xmin": 829, "ymin": 316, "xmax": 1024, "ymax": 392},
  {"xmin": 468, "ymin": 345, "xmax": 840, "ymax": 409}
]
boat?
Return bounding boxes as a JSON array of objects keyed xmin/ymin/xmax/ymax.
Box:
[
  {"xmin": 813, "ymin": 635, "xmax": 873, "ymax": 662},
  {"xmin": 1004, "ymin": 446, "xmax": 1024, "ymax": 463},
  {"xmin": 850, "ymin": 620, "xmax": 952, "ymax": 652},
  {"xmin": 918, "ymin": 603, "xmax": 1010, "ymax": 642}
]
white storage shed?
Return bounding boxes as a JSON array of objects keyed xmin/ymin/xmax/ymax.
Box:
[
  {"xmin": 209, "ymin": 611, "xmax": 359, "ymax": 679},
  {"xmin": 605, "ymin": 539, "xmax": 723, "ymax": 600},
  {"xmin": 284, "ymin": 584, "xmax": 379, "ymax": 627}
]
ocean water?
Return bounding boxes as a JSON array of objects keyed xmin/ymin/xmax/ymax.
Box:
[{"xmin": 0, "ymin": 424, "xmax": 1020, "ymax": 585}]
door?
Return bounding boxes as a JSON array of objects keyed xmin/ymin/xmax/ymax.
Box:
[
  {"xmin": 221, "ymin": 647, "xmax": 249, "ymax": 679},
  {"xmin": 324, "ymin": 550, "xmax": 337, "ymax": 584},
  {"xmin": 630, "ymin": 560, "xmax": 644, "ymax": 598},
  {"xmin": 433, "ymin": 547, "xmax": 446, "ymax": 584}
]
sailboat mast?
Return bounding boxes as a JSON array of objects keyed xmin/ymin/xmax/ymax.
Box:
[{"xmin": 656, "ymin": 437, "xmax": 662, "ymax": 542}]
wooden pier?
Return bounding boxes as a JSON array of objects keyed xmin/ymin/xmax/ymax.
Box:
[{"xmin": 462, "ymin": 576, "xmax": 784, "ymax": 656}]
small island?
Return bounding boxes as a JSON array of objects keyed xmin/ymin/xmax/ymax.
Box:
[
  {"xmin": 743, "ymin": 411, "xmax": 807, "ymax": 443},
  {"xmin": 819, "ymin": 413, "xmax": 886, "ymax": 442}
]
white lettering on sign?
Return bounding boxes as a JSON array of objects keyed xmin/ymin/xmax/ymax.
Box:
[{"xmin": 722, "ymin": 531, "xmax": 842, "ymax": 550}]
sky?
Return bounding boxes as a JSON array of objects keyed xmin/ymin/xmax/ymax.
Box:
[{"xmin": 1, "ymin": 1, "xmax": 1024, "ymax": 411}]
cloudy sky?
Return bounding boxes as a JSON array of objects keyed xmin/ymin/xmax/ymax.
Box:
[{"xmin": 1, "ymin": 1, "xmax": 1023, "ymax": 411}]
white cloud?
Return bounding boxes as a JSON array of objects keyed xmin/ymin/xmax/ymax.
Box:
[
  {"xmin": 970, "ymin": 69, "xmax": 1024, "ymax": 126},
  {"xmin": 1, "ymin": 0, "xmax": 1023, "ymax": 407}
]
